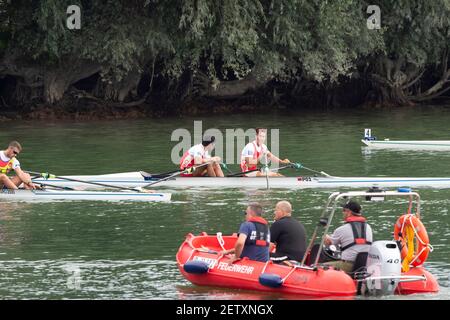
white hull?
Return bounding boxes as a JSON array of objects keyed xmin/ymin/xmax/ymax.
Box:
[
  {"xmin": 32, "ymin": 172, "xmax": 149, "ymax": 189},
  {"xmin": 32, "ymin": 172, "xmax": 450, "ymax": 189},
  {"xmin": 148, "ymin": 176, "xmax": 450, "ymax": 189},
  {"xmin": 362, "ymin": 139, "xmax": 450, "ymax": 150},
  {"xmin": 0, "ymin": 188, "xmax": 171, "ymax": 202}
]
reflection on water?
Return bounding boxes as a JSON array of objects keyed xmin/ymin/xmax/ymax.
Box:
[{"xmin": 0, "ymin": 259, "xmax": 180, "ymax": 299}]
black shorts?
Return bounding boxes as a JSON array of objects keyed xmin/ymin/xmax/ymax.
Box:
[{"xmin": 270, "ymin": 252, "xmax": 289, "ymax": 263}]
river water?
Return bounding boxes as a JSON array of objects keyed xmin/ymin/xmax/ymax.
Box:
[{"xmin": 1, "ymin": 106, "xmax": 450, "ymax": 299}]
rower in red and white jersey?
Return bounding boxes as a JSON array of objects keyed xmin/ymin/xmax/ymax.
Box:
[
  {"xmin": 179, "ymin": 135, "xmax": 224, "ymax": 177},
  {"xmin": 240, "ymin": 128, "xmax": 290, "ymax": 177}
]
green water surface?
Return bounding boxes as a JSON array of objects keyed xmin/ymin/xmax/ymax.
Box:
[{"xmin": 1, "ymin": 106, "xmax": 450, "ymax": 299}]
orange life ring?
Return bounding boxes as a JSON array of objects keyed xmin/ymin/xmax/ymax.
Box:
[{"xmin": 393, "ymin": 214, "xmax": 432, "ymax": 271}]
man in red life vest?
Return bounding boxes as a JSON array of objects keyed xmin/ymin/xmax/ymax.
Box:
[
  {"xmin": 324, "ymin": 200, "xmax": 373, "ymax": 273},
  {"xmin": 179, "ymin": 135, "xmax": 224, "ymax": 177},
  {"xmin": 220, "ymin": 202, "xmax": 270, "ymax": 263},
  {"xmin": 0, "ymin": 141, "xmax": 36, "ymax": 190},
  {"xmin": 240, "ymin": 128, "xmax": 290, "ymax": 176}
]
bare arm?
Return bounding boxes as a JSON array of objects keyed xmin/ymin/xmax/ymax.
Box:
[
  {"xmin": 194, "ymin": 156, "xmax": 221, "ymax": 165},
  {"xmin": 269, "ymin": 242, "xmax": 276, "ymax": 252},
  {"xmin": 221, "ymin": 233, "xmax": 247, "ymax": 262},
  {"xmin": 194, "ymin": 155, "xmax": 204, "ymax": 165},
  {"xmin": 232, "ymin": 233, "xmax": 247, "ymax": 261},
  {"xmin": 267, "ymin": 152, "xmax": 290, "ymax": 164},
  {"xmin": 14, "ymin": 167, "xmax": 36, "ymax": 189},
  {"xmin": 14, "ymin": 167, "xmax": 30, "ymax": 183}
]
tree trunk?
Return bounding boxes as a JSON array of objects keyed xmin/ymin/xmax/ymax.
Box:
[
  {"xmin": 101, "ymin": 68, "xmax": 142, "ymax": 102},
  {"xmin": 43, "ymin": 59, "xmax": 101, "ymax": 104},
  {"xmin": 369, "ymin": 51, "xmax": 450, "ymax": 106},
  {"xmin": 194, "ymin": 65, "xmax": 272, "ymax": 99},
  {"xmin": 1, "ymin": 51, "xmax": 102, "ymax": 105},
  {"xmin": 43, "ymin": 72, "xmax": 69, "ymax": 104}
]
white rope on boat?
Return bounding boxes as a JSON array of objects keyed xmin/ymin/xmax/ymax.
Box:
[
  {"xmin": 216, "ymin": 232, "xmax": 226, "ymax": 251},
  {"xmin": 281, "ymin": 264, "xmax": 299, "ymax": 283}
]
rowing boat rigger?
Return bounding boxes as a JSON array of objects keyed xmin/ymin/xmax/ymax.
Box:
[
  {"xmin": 31, "ymin": 171, "xmax": 450, "ymax": 190},
  {"xmin": 0, "ymin": 188, "xmax": 171, "ymax": 202}
]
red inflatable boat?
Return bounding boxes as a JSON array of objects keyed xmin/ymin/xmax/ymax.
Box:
[
  {"xmin": 177, "ymin": 189, "xmax": 439, "ymax": 298},
  {"xmin": 177, "ymin": 232, "xmax": 357, "ymax": 298},
  {"xmin": 176, "ymin": 232, "xmax": 438, "ymax": 298},
  {"xmin": 396, "ymin": 266, "xmax": 439, "ymax": 294}
]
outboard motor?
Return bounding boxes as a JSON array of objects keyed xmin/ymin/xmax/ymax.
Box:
[{"xmin": 361, "ymin": 241, "xmax": 402, "ymax": 295}]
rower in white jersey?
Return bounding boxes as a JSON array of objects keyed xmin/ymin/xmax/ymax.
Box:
[
  {"xmin": 179, "ymin": 136, "xmax": 224, "ymax": 177},
  {"xmin": 0, "ymin": 141, "xmax": 37, "ymax": 190},
  {"xmin": 240, "ymin": 128, "xmax": 290, "ymax": 177}
]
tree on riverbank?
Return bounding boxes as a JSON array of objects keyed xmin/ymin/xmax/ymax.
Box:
[
  {"xmin": 0, "ymin": 0, "xmax": 449, "ymax": 116},
  {"xmin": 367, "ymin": 0, "xmax": 450, "ymax": 106}
]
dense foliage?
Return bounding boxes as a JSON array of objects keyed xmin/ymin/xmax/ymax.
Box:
[{"xmin": 0, "ymin": 0, "xmax": 449, "ymax": 113}]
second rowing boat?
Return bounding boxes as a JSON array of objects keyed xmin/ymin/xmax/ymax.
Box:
[
  {"xmin": 0, "ymin": 188, "xmax": 171, "ymax": 202},
  {"xmin": 362, "ymin": 128, "xmax": 450, "ymax": 150},
  {"xmin": 362, "ymin": 139, "xmax": 450, "ymax": 150}
]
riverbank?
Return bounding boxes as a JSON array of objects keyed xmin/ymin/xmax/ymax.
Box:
[
  {"xmin": 2, "ymin": 98, "xmax": 449, "ymax": 121},
  {"xmin": 0, "ymin": 99, "xmax": 283, "ymax": 121}
]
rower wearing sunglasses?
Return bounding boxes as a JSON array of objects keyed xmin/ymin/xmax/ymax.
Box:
[{"xmin": 0, "ymin": 141, "xmax": 36, "ymax": 190}]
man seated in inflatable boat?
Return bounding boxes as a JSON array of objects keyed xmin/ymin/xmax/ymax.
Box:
[
  {"xmin": 220, "ymin": 202, "xmax": 270, "ymax": 263},
  {"xmin": 323, "ymin": 200, "xmax": 373, "ymax": 273},
  {"xmin": 269, "ymin": 201, "xmax": 307, "ymax": 264}
]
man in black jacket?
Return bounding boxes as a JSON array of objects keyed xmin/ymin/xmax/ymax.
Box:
[{"xmin": 269, "ymin": 201, "xmax": 307, "ymax": 263}]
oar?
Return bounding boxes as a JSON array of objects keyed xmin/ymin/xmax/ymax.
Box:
[
  {"xmin": 27, "ymin": 172, "xmax": 77, "ymax": 190},
  {"xmin": 141, "ymin": 169, "xmax": 188, "ymax": 188},
  {"xmin": 226, "ymin": 162, "xmax": 301, "ymax": 177},
  {"xmin": 141, "ymin": 162, "xmax": 211, "ymax": 188},
  {"xmin": 35, "ymin": 181, "xmax": 76, "ymax": 191},
  {"xmin": 299, "ymin": 165, "xmax": 332, "ymax": 177},
  {"xmin": 27, "ymin": 170, "xmax": 146, "ymax": 192},
  {"xmin": 220, "ymin": 163, "xmax": 234, "ymax": 175},
  {"xmin": 226, "ymin": 167, "xmax": 261, "ymax": 177},
  {"xmin": 264, "ymin": 154, "xmax": 269, "ymax": 189},
  {"xmin": 142, "ymin": 161, "xmax": 230, "ymax": 180},
  {"xmin": 271, "ymin": 162, "xmax": 303, "ymax": 172}
]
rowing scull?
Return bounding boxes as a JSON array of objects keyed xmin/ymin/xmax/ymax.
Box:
[
  {"xmin": 0, "ymin": 188, "xmax": 171, "ymax": 202},
  {"xmin": 362, "ymin": 128, "xmax": 450, "ymax": 150},
  {"xmin": 362, "ymin": 139, "xmax": 450, "ymax": 150},
  {"xmin": 32, "ymin": 172, "xmax": 450, "ymax": 189}
]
